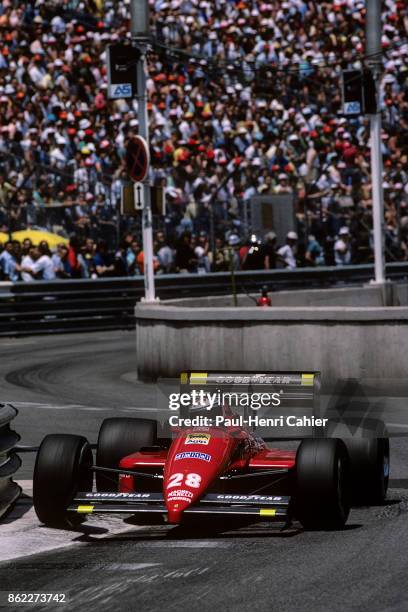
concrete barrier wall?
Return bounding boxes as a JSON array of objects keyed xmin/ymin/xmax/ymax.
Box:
[{"xmin": 135, "ymin": 304, "xmax": 408, "ymax": 384}]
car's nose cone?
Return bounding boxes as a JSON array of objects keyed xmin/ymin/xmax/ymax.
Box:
[
  {"xmin": 166, "ymin": 494, "xmax": 193, "ymax": 524},
  {"xmin": 163, "ymin": 428, "xmax": 234, "ymax": 523}
]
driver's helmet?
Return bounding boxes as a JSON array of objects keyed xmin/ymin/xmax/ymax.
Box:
[{"xmin": 187, "ymin": 401, "xmax": 224, "ymax": 419}]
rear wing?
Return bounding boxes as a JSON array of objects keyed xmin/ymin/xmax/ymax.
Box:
[
  {"xmin": 178, "ymin": 371, "xmax": 321, "ymax": 440},
  {"xmin": 159, "ymin": 372, "xmax": 392, "ymax": 440}
]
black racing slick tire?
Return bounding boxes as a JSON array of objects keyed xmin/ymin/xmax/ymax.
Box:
[
  {"xmin": 33, "ymin": 434, "xmax": 93, "ymax": 528},
  {"xmin": 96, "ymin": 418, "xmax": 157, "ymax": 492},
  {"xmin": 294, "ymin": 438, "xmax": 350, "ymax": 530},
  {"xmin": 327, "ymin": 419, "xmax": 389, "ymax": 505}
]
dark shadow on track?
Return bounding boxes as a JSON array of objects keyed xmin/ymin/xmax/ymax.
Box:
[
  {"xmin": 34, "ymin": 524, "xmax": 110, "ymax": 537},
  {"xmin": 71, "ymin": 522, "xmax": 365, "ymax": 545},
  {"xmin": 1, "ymin": 494, "xmax": 32, "ymax": 524},
  {"xmin": 389, "ymin": 478, "xmax": 408, "ymax": 489}
]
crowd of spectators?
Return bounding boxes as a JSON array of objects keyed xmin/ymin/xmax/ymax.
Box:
[
  {"xmin": 0, "ymin": 0, "xmax": 407, "ymax": 280},
  {"xmin": 0, "ymin": 230, "xmax": 321, "ymax": 280},
  {"xmin": 0, "ymin": 224, "xmax": 393, "ymax": 281}
]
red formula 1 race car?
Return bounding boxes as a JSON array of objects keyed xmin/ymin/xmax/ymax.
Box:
[{"xmin": 32, "ymin": 372, "xmax": 389, "ymax": 531}]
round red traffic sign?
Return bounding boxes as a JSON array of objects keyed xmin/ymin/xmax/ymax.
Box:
[{"xmin": 126, "ymin": 136, "xmax": 150, "ymax": 182}]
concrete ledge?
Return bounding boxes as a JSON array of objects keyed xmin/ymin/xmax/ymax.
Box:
[
  {"xmin": 164, "ymin": 282, "xmax": 406, "ymax": 308},
  {"xmin": 135, "ymin": 300, "xmax": 408, "ymax": 382},
  {"xmin": 136, "ymin": 304, "xmax": 408, "ymax": 322}
]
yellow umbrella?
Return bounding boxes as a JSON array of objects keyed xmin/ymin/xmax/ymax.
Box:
[
  {"xmin": 12, "ymin": 230, "xmax": 69, "ymax": 249},
  {"xmin": 0, "ymin": 232, "xmax": 8, "ymax": 244}
]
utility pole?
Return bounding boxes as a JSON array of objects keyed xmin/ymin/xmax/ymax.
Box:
[
  {"xmin": 366, "ymin": 0, "xmax": 385, "ymax": 285},
  {"xmin": 131, "ymin": 0, "xmax": 157, "ymax": 302}
]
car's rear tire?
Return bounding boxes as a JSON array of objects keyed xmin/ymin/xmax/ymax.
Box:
[
  {"xmin": 33, "ymin": 434, "xmax": 93, "ymax": 528},
  {"xmin": 96, "ymin": 418, "xmax": 157, "ymax": 491},
  {"xmin": 294, "ymin": 438, "xmax": 350, "ymax": 530},
  {"xmin": 327, "ymin": 419, "xmax": 389, "ymax": 505}
]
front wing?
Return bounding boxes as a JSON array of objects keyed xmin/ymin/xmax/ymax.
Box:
[{"xmin": 68, "ymin": 491, "xmax": 290, "ymax": 521}]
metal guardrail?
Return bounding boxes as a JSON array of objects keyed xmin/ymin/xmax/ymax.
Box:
[
  {"xmin": 0, "ymin": 404, "xmax": 21, "ymax": 519},
  {"xmin": 1, "ymin": 262, "xmax": 408, "ymax": 336}
]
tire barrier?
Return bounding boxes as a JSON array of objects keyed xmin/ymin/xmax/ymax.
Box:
[
  {"xmin": 1, "ymin": 262, "xmax": 408, "ymax": 336},
  {"xmin": 0, "ymin": 403, "xmax": 21, "ymax": 520}
]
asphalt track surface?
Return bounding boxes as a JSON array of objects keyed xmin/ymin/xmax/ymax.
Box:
[{"xmin": 1, "ymin": 331, "xmax": 408, "ymax": 612}]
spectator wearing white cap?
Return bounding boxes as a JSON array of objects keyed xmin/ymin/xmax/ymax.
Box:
[
  {"xmin": 274, "ymin": 173, "xmax": 293, "ymax": 194},
  {"xmin": 195, "ymin": 245, "xmax": 210, "ymax": 274},
  {"xmin": 334, "ymin": 227, "xmax": 352, "ymax": 266},
  {"xmin": 225, "ymin": 234, "xmax": 241, "ymax": 271},
  {"xmin": 278, "ymin": 231, "xmax": 298, "ymax": 269}
]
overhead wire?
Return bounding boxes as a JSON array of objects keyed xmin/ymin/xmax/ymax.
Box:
[{"xmin": 150, "ymin": 36, "xmax": 408, "ymax": 80}]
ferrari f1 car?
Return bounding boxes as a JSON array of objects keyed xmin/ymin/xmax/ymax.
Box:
[{"xmin": 32, "ymin": 372, "xmax": 390, "ymax": 530}]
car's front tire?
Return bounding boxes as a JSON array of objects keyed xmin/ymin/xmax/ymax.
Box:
[
  {"xmin": 96, "ymin": 418, "xmax": 157, "ymax": 491},
  {"xmin": 33, "ymin": 434, "xmax": 93, "ymax": 528},
  {"xmin": 294, "ymin": 438, "xmax": 350, "ymax": 530}
]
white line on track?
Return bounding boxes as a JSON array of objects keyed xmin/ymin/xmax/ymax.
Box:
[
  {"xmin": 0, "ymin": 481, "xmax": 147, "ymax": 563},
  {"xmin": 134, "ymin": 541, "xmax": 230, "ymax": 548},
  {"xmin": 6, "ymin": 402, "xmax": 108, "ymax": 411},
  {"xmin": 104, "ymin": 563, "xmax": 161, "ymax": 570},
  {"xmin": 5, "ymin": 402, "xmax": 163, "ymax": 413},
  {"xmin": 0, "ymin": 341, "xmax": 40, "ymax": 347}
]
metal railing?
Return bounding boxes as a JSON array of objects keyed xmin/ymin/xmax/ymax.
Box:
[
  {"xmin": 0, "ymin": 404, "xmax": 21, "ymax": 519},
  {"xmin": 1, "ymin": 262, "xmax": 408, "ymax": 336}
]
